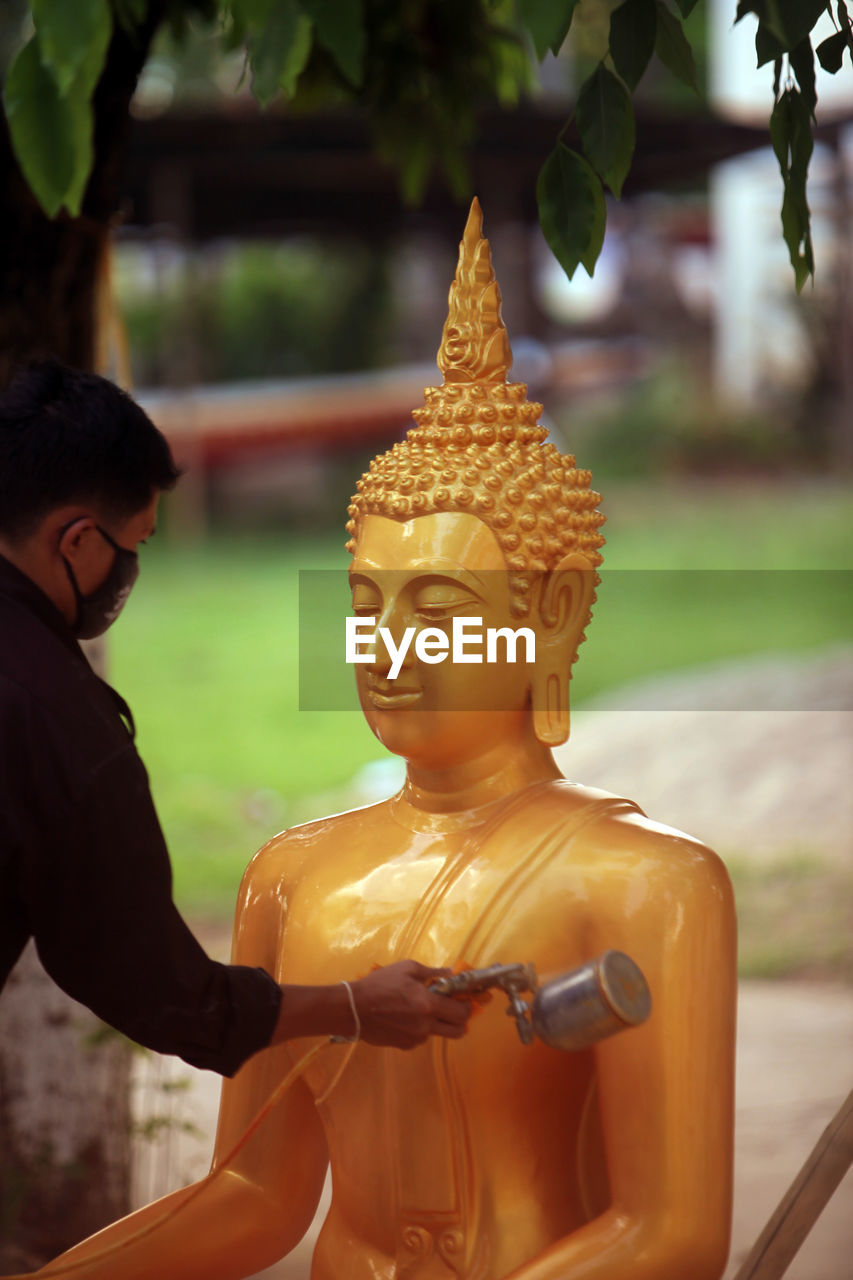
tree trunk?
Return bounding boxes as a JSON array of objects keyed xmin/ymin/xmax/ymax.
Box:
[
  {"xmin": 0, "ymin": 4, "xmax": 165, "ymax": 389},
  {"xmin": 0, "ymin": 157, "xmax": 103, "ymax": 385},
  {"xmin": 0, "ymin": 945, "xmax": 133, "ymax": 1270},
  {"xmin": 0, "ymin": 5, "xmax": 165, "ymax": 1263}
]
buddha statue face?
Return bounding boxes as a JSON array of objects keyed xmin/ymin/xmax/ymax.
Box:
[
  {"xmin": 350, "ymin": 510, "xmax": 526, "ymax": 768},
  {"xmin": 349, "ymin": 509, "xmax": 595, "ymax": 767},
  {"xmin": 346, "ymin": 199, "xmax": 604, "ymax": 766}
]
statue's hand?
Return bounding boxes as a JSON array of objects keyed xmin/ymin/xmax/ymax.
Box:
[{"xmin": 352, "ymin": 961, "xmax": 472, "ymax": 1049}]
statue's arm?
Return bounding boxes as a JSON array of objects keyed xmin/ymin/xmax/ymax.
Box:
[
  {"xmin": 38, "ymin": 836, "xmax": 328, "ymax": 1280},
  {"xmin": 507, "ymin": 812, "xmax": 737, "ymax": 1280}
]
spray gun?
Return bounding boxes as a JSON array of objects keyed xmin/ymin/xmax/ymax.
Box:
[{"xmin": 431, "ymin": 950, "xmax": 651, "ymax": 1051}]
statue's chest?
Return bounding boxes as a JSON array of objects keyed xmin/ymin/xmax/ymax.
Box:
[{"xmin": 277, "ymin": 824, "xmax": 482, "ymax": 981}]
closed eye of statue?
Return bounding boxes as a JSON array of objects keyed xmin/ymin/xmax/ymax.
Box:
[
  {"xmin": 351, "ymin": 585, "xmax": 382, "ymax": 617},
  {"xmin": 413, "ymin": 578, "xmax": 482, "ymax": 622}
]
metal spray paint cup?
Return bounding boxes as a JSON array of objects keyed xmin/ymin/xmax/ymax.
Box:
[{"xmin": 531, "ymin": 950, "xmax": 651, "ymax": 1051}]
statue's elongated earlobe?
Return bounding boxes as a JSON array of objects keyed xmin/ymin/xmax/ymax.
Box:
[
  {"xmin": 532, "ymin": 670, "xmax": 570, "ymax": 746},
  {"xmin": 530, "ymin": 555, "xmax": 595, "ymax": 747}
]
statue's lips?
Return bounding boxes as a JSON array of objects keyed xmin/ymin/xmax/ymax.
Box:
[{"xmin": 365, "ymin": 679, "xmax": 422, "ymax": 709}]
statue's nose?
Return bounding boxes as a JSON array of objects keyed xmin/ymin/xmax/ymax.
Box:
[{"xmin": 369, "ymin": 602, "xmax": 416, "ymax": 675}]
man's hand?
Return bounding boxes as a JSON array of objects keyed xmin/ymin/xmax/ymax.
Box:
[
  {"xmin": 352, "ymin": 960, "xmax": 471, "ymax": 1048},
  {"xmin": 271, "ymin": 961, "xmax": 471, "ymax": 1049}
]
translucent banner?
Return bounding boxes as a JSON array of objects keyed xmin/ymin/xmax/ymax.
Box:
[{"xmin": 297, "ymin": 569, "xmax": 852, "ymax": 712}]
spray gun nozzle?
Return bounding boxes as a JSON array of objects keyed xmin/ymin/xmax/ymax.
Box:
[{"xmin": 431, "ymin": 963, "xmax": 536, "ymax": 1000}]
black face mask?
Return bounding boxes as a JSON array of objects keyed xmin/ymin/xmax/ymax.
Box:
[{"xmin": 62, "ymin": 525, "xmax": 140, "ymax": 639}]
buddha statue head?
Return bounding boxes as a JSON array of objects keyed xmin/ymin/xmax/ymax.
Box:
[{"xmin": 346, "ymin": 200, "xmax": 605, "ymax": 765}]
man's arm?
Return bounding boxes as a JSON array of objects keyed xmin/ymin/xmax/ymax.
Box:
[
  {"xmin": 23, "ymin": 730, "xmax": 468, "ymax": 1070},
  {"xmin": 271, "ymin": 959, "xmax": 471, "ymax": 1048}
]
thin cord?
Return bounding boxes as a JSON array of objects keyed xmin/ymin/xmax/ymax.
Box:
[
  {"xmin": 316, "ymin": 982, "xmax": 362, "ymax": 1103},
  {"xmin": 315, "ymin": 1039, "xmax": 358, "ymax": 1106}
]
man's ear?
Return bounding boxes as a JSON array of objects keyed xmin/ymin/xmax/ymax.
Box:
[
  {"xmin": 531, "ymin": 552, "xmax": 596, "ymax": 747},
  {"xmin": 55, "ymin": 513, "xmax": 96, "ymax": 565}
]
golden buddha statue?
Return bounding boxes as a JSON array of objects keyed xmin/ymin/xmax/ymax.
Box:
[{"xmin": 37, "ymin": 201, "xmax": 736, "ymax": 1280}]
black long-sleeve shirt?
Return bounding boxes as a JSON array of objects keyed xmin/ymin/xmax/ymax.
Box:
[{"xmin": 0, "ymin": 554, "xmax": 281, "ymax": 1076}]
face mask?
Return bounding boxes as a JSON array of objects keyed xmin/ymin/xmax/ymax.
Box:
[{"xmin": 62, "ymin": 525, "xmax": 140, "ymax": 639}]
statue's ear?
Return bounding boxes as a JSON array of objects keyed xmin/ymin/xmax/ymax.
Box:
[
  {"xmin": 531, "ymin": 552, "xmax": 595, "ymax": 747},
  {"xmin": 537, "ymin": 551, "xmax": 595, "ymax": 641}
]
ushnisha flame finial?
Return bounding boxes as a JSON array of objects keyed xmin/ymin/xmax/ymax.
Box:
[{"xmin": 437, "ymin": 197, "xmax": 513, "ymax": 385}]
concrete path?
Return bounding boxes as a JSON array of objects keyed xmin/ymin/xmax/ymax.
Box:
[
  {"xmin": 724, "ymin": 982, "xmax": 853, "ymax": 1280},
  {"xmin": 557, "ymin": 647, "xmax": 853, "ymax": 864}
]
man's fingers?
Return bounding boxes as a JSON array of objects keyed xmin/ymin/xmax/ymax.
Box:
[
  {"xmin": 350, "ymin": 961, "xmax": 474, "ymax": 1049},
  {"xmin": 434, "ymin": 1020, "xmax": 469, "ymax": 1040},
  {"xmin": 402, "ymin": 960, "xmax": 452, "ymax": 983},
  {"xmin": 427, "ymin": 992, "xmax": 471, "ymax": 1025}
]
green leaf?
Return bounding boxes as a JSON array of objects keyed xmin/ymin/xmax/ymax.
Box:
[
  {"xmin": 277, "ymin": 14, "xmax": 313, "ymax": 96},
  {"xmin": 32, "ymin": 0, "xmax": 112, "ymax": 97},
  {"xmin": 520, "ymin": 0, "xmax": 581, "ymax": 59},
  {"xmin": 755, "ymin": 21, "xmax": 785, "ymax": 68},
  {"xmin": 770, "ymin": 88, "xmax": 815, "ymax": 291},
  {"xmin": 781, "ymin": 186, "xmax": 813, "ymax": 290},
  {"xmin": 62, "ymin": 77, "xmax": 96, "ymax": 217},
  {"xmin": 113, "ymin": 0, "xmax": 147, "ymax": 32},
  {"xmin": 769, "ymin": 84, "xmax": 792, "ymax": 170},
  {"xmin": 610, "ymin": 0, "xmax": 656, "ymax": 92},
  {"xmin": 3, "ymin": 36, "xmax": 76, "ymax": 217},
  {"xmin": 299, "ymin": 0, "xmax": 365, "ymax": 87},
  {"xmin": 790, "ymin": 94, "xmax": 814, "ymax": 183},
  {"xmin": 740, "ymin": 0, "xmax": 827, "ymax": 50},
  {"xmin": 764, "ymin": 0, "xmax": 828, "ymax": 51},
  {"xmin": 790, "ymin": 38, "xmax": 816, "ymax": 120},
  {"xmin": 816, "ymin": 31, "xmax": 846, "ymax": 73},
  {"xmin": 576, "ymin": 64, "xmax": 635, "ymax": 197},
  {"xmin": 770, "ymin": 85, "xmax": 813, "ymax": 181},
  {"xmin": 537, "ymin": 142, "xmax": 606, "ymax": 279},
  {"xmin": 228, "ymin": 0, "xmax": 264, "ymax": 41},
  {"xmin": 248, "ymin": 0, "xmax": 313, "ymax": 105},
  {"xmin": 654, "ymin": 0, "xmax": 698, "ymax": 92},
  {"xmin": 75, "ymin": 7, "xmax": 113, "ymax": 100},
  {"xmin": 673, "ymin": 0, "xmax": 700, "ymax": 13}
]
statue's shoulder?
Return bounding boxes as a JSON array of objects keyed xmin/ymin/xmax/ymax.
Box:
[
  {"xmin": 534, "ymin": 777, "xmax": 731, "ymax": 894},
  {"xmin": 243, "ymin": 798, "xmax": 394, "ymax": 883}
]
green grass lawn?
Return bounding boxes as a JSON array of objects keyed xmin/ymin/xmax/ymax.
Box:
[{"xmin": 110, "ymin": 478, "xmax": 852, "ymax": 921}]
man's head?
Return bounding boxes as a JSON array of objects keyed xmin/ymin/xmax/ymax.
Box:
[
  {"xmin": 0, "ymin": 360, "xmax": 179, "ymax": 542},
  {"xmin": 0, "ymin": 360, "xmax": 180, "ymax": 635}
]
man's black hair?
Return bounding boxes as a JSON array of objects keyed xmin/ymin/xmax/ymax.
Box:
[{"xmin": 0, "ymin": 360, "xmax": 181, "ymax": 541}]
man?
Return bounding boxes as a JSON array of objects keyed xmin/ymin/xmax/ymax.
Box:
[{"xmin": 0, "ymin": 359, "xmax": 469, "ymax": 1077}]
